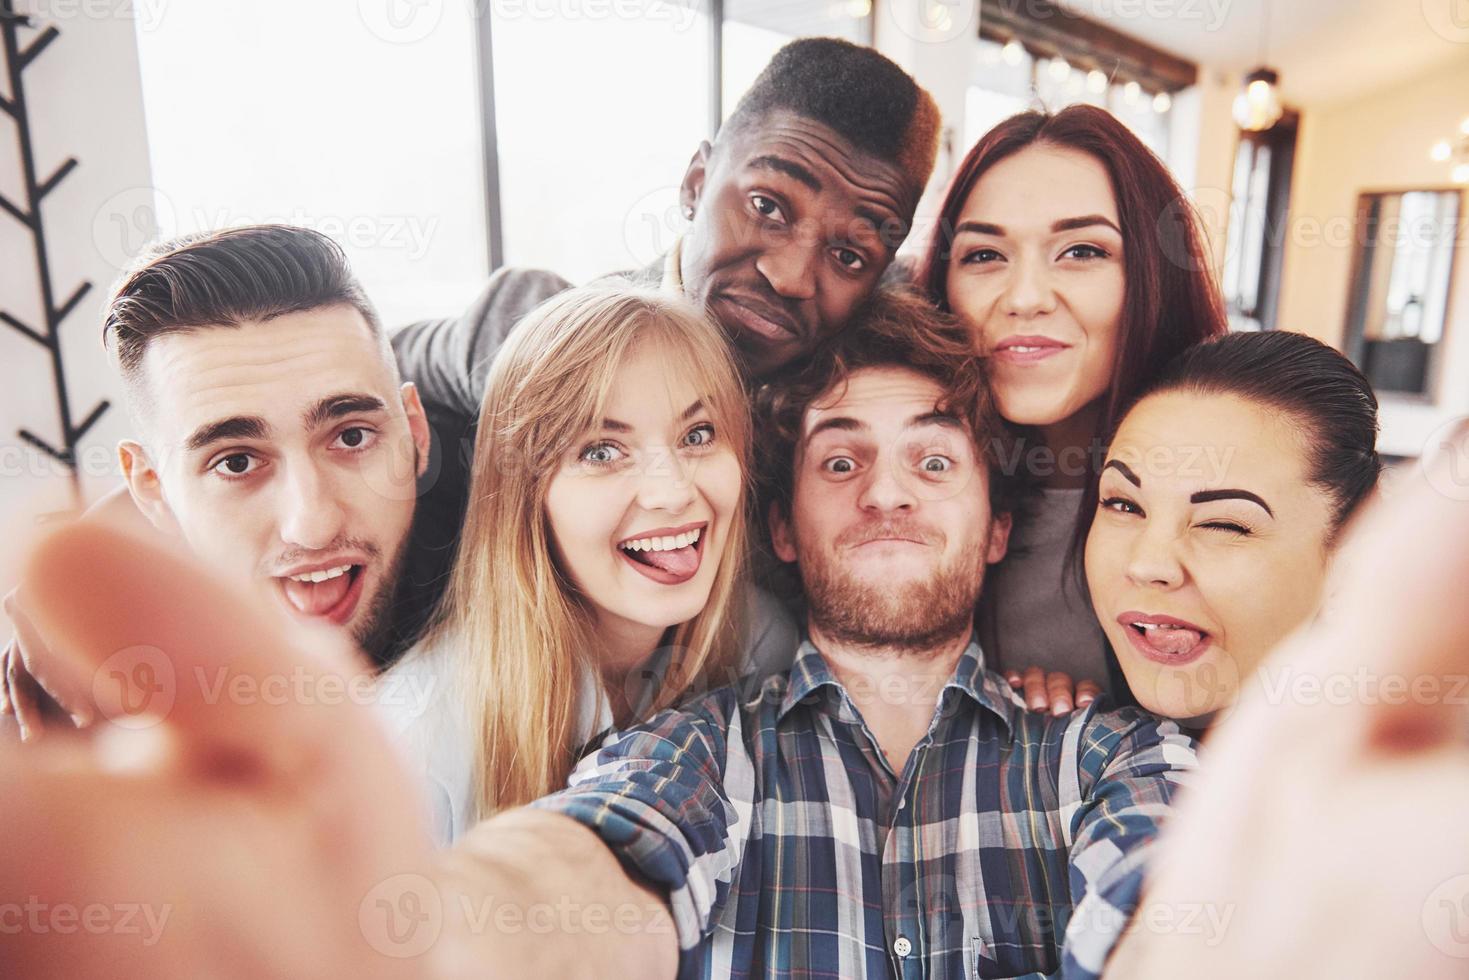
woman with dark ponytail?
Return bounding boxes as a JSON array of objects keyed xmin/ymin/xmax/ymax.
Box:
[{"xmin": 1084, "ymin": 330, "xmax": 1382, "ymax": 724}]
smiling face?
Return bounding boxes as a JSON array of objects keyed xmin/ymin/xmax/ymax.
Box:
[
  {"xmin": 544, "ymin": 340, "xmax": 742, "ymax": 645},
  {"xmin": 1085, "ymin": 391, "xmax": 1338, "ymax": 721},
  {"xmin": 121, "ymin": 305, "xmax": 429, "ymax": 652},
  {"xmin": 945, "ymin": 144, "xmax": 1125, "ymax": 430},
  {"xmin": 770, "ymin": 366, "xmax": 1011, "ymax": 652},
  {"xmin": 679, "ymin": 111, "xmax": 915, "ymax": 378}
]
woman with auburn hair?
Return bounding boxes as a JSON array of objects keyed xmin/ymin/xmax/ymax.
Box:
[
  {"xmin": 915, "ymin": 104, "xmax": 1227, "ymax": 706},
  {"xmin": 378, "ymin": 284, "xmax": 756, "ymax": 842}
]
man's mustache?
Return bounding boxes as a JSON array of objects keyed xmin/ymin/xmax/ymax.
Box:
[{"xmin": 837, "ymin": 521, "xmax": 944, "ymax": 550}]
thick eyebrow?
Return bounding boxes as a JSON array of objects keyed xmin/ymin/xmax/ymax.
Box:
[
  {"xmin": 806, "ymin": 411, "xmax": 963, "ymax": 443},
  {"xmin": 747, "ymin": 154, "xmax": 822, "ymax": 193},
  {"xmin": 1103, "ymin": 459, "xmax": 1141, "ymax": 486},
  {"xmin": 910, "ymin": 411, "xmax": 965, "ymax": 431},
  {"xmin": 303, "ymin": 393, "xmax": 388, "ymax": 431},
  {"xmin": 599, "ymin": 399, "xmax": 706, "ymax": 434},
  {"xmin": 185, "ymin": 416, "xmax": 269, "ymax": 453},
  {"xmin": 953, "ymin": 215, "xmax": 1123, "ymax": 238},
  {"xmin": 1191, "ymin": 488, "xmax": 1275, "ymax": 517}
]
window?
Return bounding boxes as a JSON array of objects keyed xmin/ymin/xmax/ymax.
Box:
[
  {"xmin": 489, "ymin": 1, "xmax": 713, "ymax": 283},
  {"xmin": 134, "ymin": 1, "xmax": 488, "ymax": 327}
]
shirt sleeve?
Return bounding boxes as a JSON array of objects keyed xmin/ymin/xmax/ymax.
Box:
[
  {"xmin": 390, "ymin": 266, "xmax": 573, "ymax": 421},
  {"xmin": 1056, "ymin": 707, "xmax": 1199, "ymax": 980},
  {"xmin": 530, "ymin": 691, "xmax": 755, "ymax": 969}
]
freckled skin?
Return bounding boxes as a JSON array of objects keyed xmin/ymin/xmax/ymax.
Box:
[
  {"xmin": 1085, "ymin": 392, "xmax": 1337, "ymax": 720},
  {"xmin": 679, "ymin": 110, "xmax": 916, "ymax": 378}
]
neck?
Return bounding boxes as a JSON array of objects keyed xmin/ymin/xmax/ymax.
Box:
[
  {"xmin": 1036, "ymin": 399, "xmax": 1104, "ymax": 490},
  {"xmin": 594, "ymin": 614, "xmax": 665, "ymax": 729},
  {"xmin": 807, "ymin": 622, "xmax": 972, "ymax": 774}
]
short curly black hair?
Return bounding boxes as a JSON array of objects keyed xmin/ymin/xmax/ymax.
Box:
[{"xmin": 720, "ymin": 37, "xmax": 941, "ymax": 200}]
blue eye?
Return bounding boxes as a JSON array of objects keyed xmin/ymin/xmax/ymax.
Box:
[
  {"xmin": 682, "ymin": 422, "xmax": 716, "ymax": 448},
  {"xmin": 580, "ymin": 442, "xmax": 626, "ymax": 466}
]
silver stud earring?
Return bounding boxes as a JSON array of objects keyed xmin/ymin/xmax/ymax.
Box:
[{"xmin": 682, "ymin": 204, "xmax": 695, "ymax": 219}]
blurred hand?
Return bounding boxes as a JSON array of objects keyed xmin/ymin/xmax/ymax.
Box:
[
  {"xmin": 1006, "ymin": 666, "xmax": 1102, "ymax": 715},
  {"xmin": 1110, "ymin": 431, "xmax": 1469, "ymax": 978},
  {"xmin": 1, "ymin": 586, "xmax": 95, "ymax": 741},
  {"xmin": 0, "ymin": 522, "xmax": 434, "ymax": 979}
]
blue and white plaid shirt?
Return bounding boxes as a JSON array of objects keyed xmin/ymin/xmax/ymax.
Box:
[{"xmin": 535, "ymin": 639, "xmax": 1198, "ymax": 979}]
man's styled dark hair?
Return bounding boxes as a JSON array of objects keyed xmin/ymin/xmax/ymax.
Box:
[
  {"xmin": 104, "ymin": 224, "xmax": 382, "ymax": 394},
  {"xmin": 754, "ymin": 286, "xmax": 1022, "ymax": 529},
  {"xmin": 720, "ymin": 37, "xmax": 941, "ymax": 199}
]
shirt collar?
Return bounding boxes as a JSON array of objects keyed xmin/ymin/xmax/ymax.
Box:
[{"xmin": 778, "ymin": 636, "xmax": 1022, "ymax": 733}]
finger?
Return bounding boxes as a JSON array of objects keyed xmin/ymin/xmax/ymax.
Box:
[
  {"xmin": 1021, "ymin": 666, "xmax": 1047, "ymax": 711},
  {"xmin": 20, "ymin": 522, "xmax": 380, "ymax": 778},
  {"xmin": 1005, "ymin": 672, "xmax": 1022, "ymax": 689},
  {"xmin": 8, "ymin": 591, "xmax": 93, "ymax": 729},
  {"xmin": 1076, "ymin": 680, "xmax": 1102, "ymax": 707},
  {"xmin": 5, "ymin": 640, "xmax": 42, "ymax": 742},
  {"xmin": 1046, "ymin": 671, "xmax": 1074, "ymax": 715},
  {"xmin": 1265, "ymin": 424, "xmax": 1469, "ymax": 747}
]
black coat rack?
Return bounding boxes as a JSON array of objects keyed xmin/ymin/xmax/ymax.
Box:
[{"xmin": 1, "ymin": 0, "xmax": 109, "ymax": 500}]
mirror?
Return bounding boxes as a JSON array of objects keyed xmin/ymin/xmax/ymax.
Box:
[{"xmin": 1343, "ymin": 189, "xmax": 1461, "ymax": 397}]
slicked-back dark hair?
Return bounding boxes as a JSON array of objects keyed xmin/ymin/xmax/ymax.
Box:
[
  {"xmin": 1084, "ymin": 330, "xmax": 1382, "ymax": 546},
  {"xmin": 105, "ymin": 224, "xmax": 382, "ymax": 391},
  {"xmin": 720, "ymin": 37, "xmax": 941, "ymax": 199}
]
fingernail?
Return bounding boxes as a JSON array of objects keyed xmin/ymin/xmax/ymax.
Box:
[{"xmin": 1052, "ymin": 702, "xmax": 1070, "ymax": 716}]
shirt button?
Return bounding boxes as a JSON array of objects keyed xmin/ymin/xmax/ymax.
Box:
[{"xmin": 893, "ymin": 936, "xmax": 912, "ymax": 957}]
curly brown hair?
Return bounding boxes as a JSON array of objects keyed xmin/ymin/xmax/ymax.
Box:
[{"xmin": 753, "ymin": 286, "xmax": 1024, "ymax": 538}]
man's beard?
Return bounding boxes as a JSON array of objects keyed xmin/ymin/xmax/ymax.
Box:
[
  {"xmin": 351, "ymin": 532, "xmax": 409, "ymax": 659},
  {"xmin": 797, "ymin": 524, "xmax": 989, "ymax": 658}
]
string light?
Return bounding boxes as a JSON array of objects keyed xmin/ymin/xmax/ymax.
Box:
[
  {"xmin": 1086, "ymin": 69, "xmax": 1107, "ymax": 94},
  {"xmin": 1152, "ymin": 91, "xmax": 1172, "ymax": 114},
  {"xmin": 1001, "ymin": 40, "xmax": 1024, "ymax": 66}
]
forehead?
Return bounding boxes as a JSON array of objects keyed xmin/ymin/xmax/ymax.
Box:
[
  {"xmin": 1110, "ymin": 391, "xmax": 1310, "ymax": 487},
  {"xmin": 962, "ymin": 144, "xmax": 1117, "ymax": 229},
  {"xmin": 722, "ymin": 110, "xmax": 914, "ymax": 225},
  {"xmin": 140, "ymin": 305, "xmax": 393, "ymax": 441},
  {"xmin": 597, "ymin": 339, "xmax": 705, "ymax": 429},
  {"xmin": 803, "ymin": 366, "xmax": 949, "ymax": 437}
]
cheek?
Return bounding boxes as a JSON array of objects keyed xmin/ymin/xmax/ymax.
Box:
[
  {"xmin": 693, "ymin": 449, "xmax": 743, "ymax": 523},
  {"xmin": 1209, "ymin": 547, "xmax": 1328, "ymax": 672},
  {"xmin": 544, "ymin": 473, "xmax": 624, "ymax": 577},
  {"xmin": 945, "ymin": 275, "xmax": 999, "ymax": 338},
  {"xmin": 1072, "ymin": 273, "xmax": 1125, "ymax": 388}
]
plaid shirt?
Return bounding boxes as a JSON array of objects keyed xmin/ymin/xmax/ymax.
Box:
[{"xmin": 535, "ymin": 639, "xmax": 1197, "ymax": 979}]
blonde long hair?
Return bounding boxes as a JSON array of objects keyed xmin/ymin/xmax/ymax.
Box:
[{"xmin": 428, "ymin": 284, "xmax": 751, "ymax": 817}]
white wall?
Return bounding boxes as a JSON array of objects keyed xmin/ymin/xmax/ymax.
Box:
[
  {"xmin": 0, "ymin": 2, "xmax": 152, "ymax": 530},
  {"xmin": 1277, "ymin": 55, "xmax": 1469, "ymax": 457}
]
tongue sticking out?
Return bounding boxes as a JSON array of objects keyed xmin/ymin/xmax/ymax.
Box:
[
  {"xmin": 1139, "ymin": 625, "xmax": 1204, "ymax": 657},
  {"xmin": 282, "ymin": 572, "xmax": 353, "ymax": 616},
  {"xmin": 632, "ymin": 544, "xmax": 699, "ymax": 579}
]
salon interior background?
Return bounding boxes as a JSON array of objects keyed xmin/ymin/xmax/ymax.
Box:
[{"xmin": 2, "ymin": 0, "xmax": 1467, "ymax": 522}]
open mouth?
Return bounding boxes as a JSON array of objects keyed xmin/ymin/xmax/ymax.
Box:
[
  {"xmin": 617, "ymin": 523, "xmax": 707, "ymax": 586},
  {"xmin": 277, "ymin": 563, "xmax": 366, "ymax": 626},
  {"xmin": 1119, "ymin": 613, "xmax": 1213, "ymax": 665}
]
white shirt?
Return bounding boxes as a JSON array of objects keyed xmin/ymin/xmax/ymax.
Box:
[{"xmin": 376, "ymin": 583, "xmax": 799, "ymax": 846}]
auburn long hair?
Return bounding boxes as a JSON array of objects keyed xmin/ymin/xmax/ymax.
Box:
[
  {"xmin": 427, "ymin": 284, "xmax": 751, "ymax": 816},
  {"xmin": 916, "ymin": 104, "xmax": 1227, "ymax": 556}
]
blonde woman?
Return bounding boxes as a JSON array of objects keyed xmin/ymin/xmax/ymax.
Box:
[{"xmin": 379, "ymin": 284, "xmax": 773, "ymax": 843}]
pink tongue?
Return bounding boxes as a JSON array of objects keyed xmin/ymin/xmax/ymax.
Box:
[
  {"xmin": 1141, "ymin": 626, "xmax": 1203, "ymax": 656},
  {"xmin": 638, "ymin": 545, "xmax": 699, "ymax": 578},
  {"xmin": 282, "ymin": 573, "xmax": 351, "ymax": 616}
]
